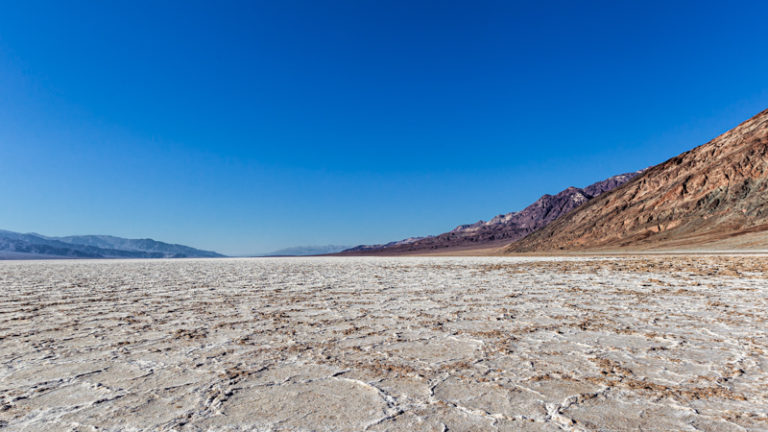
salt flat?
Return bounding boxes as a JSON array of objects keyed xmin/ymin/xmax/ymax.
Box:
[{"xmin": 1, "ymin": 257, "xmax": 767, "ymax": 432}]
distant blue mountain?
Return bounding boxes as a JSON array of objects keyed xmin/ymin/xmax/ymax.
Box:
[
  {"xmin": 266, "ymin": 245, "xmax": 351, "ymax": 256},
  {"xmin": 0, "ymin": 230, "xmax": 224, "ymax": 259}
]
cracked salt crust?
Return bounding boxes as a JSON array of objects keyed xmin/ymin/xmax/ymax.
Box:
[{"xmin": 1, "ymin": 256, "xmax": 767, "ymax": 431}]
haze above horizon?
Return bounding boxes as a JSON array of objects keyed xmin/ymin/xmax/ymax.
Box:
[{"xmin": 1, "ymin": 1, "xmax": 767, "ymax": 255}]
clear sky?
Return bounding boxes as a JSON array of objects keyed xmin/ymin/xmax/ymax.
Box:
[{"xmin": 1, "ymin": 1, "xmax": 767, "ymax": 255}]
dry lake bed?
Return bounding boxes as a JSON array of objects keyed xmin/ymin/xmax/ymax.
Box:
[{"xmin": 1, "ymin": 256, "xmax": 767, "ymax": 431}]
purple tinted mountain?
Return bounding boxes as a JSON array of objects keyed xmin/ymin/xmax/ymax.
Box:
[
  {"xmin": 341, "ymin": 171, "xmax": 641, "ymax": 255},
  {"xmin": 508, "ymin": 108, "xmax": 768, "ymax": 252}
]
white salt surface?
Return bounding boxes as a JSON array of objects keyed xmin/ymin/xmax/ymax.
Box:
[{"xmin": 1, "ymin": 257, "xmax": 767, "ymax": 431}]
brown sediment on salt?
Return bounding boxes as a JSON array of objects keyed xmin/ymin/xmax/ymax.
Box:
[{"xmin": 0, "ymin": 256, "xmax": 767, "ymax": 431}]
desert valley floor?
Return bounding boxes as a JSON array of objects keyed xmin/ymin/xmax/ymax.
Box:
[{"xmin": 1, "ymin": 256, "xmax": 767, "ymax": 431}]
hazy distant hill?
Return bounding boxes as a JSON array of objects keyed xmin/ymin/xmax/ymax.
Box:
[
  {"xmin": 0, "ymin": 230, "xmax": 224, "ymax": 259},
  {"xmin": 508, "ymin": 108, "xmax": 768, "ymax": 252},
  {"xmin": 340, "ymin": 172, "xmax": 641, "ymax": 255},
  {"xmin": 266, "ymin": 245, "xmax": 351, "ymax": 256}
]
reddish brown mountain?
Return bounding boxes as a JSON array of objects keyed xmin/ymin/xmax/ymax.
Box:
[
  {"xmin": 341, "ymin": 172, "xmax": 640, "ymax": 255},
  {"xmin": 508, "ymin": 108, "xmax": 768, "ymax": 252}
]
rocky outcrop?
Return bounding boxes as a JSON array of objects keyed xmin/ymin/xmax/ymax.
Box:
[{"xmin": 508, "ymin": 108, "xmax": 768, "ymax": 252}]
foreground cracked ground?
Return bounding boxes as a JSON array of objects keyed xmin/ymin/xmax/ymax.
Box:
[{"xmin": 1, "ymin": 256, "xmax": 767, "ymax": 431}]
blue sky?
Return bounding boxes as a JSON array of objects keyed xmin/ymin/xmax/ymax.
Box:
[{"xmin": 1, "ymin": 1, "xmax": 767, "ymax": 255}]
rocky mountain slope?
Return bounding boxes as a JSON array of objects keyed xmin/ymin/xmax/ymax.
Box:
[
  {"xmin": 508, "ymin": 108, "xmax": 768, "ymax": 252},
  {"xmin": 0, "ymin": 230, "xmax": 224, "ymax": 259},
  {"xmin": 342, "ymin": 171, "xmax": 641, "ymax": 255}
]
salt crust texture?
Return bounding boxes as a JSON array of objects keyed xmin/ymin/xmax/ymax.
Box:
[{"xmin": 1, "ymin": 257, "xmax": 767, "ymax": 431}]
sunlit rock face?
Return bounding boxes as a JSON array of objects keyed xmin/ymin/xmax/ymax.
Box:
[
  {"xmin": 511, "ymin": 108, "xmax": 768, "ymax": 252},
  {"xmin": 1, "ymin": 257, "xmax": 767, "ymax": 431}
]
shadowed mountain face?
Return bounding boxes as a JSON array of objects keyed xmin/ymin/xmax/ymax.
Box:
[
  {"xmin": 342, "ymin": 172, "xmax": 641, "ymax": 255},
  {"xmin": 0, "ymin": 230, "xmax": 224, "ymax": 259},
  {"xmin": 509, "ymin": 108, "xmax": 768, "ymax": 252}
]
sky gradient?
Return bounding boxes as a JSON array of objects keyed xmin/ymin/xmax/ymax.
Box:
[{"xmin": 1, "ymin": 1, "xmax": 767, "ymax": 255}]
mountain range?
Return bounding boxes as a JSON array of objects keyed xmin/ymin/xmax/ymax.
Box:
[
  {"xmin": 510, "ymin": 107, "xmax": 768, "ymax": 252},
  {"xmin": 343, "ymin": 107, "xmax": 768, "ymax": 255},
  {"xmin": 0, "ymin": 230, "xmax": 224, "ymax": 259},
  {"xmin": 5, "ymin": 108, "xmax": 766, "ymax": 258},
  {"xmin": 341, "ymin": 171, "xmax": 642, "ymax": 255}
]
